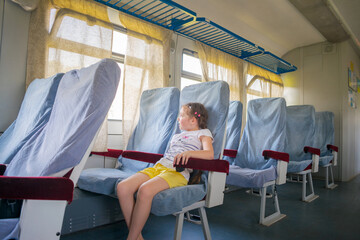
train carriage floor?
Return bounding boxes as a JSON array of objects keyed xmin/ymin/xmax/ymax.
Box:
[{"xmin": 61, "ymin": 174, "xmax": 360, "ymax": 240}]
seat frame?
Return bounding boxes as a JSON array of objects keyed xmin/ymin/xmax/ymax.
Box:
[
  {"xmin": 287, "ymin": 149, "xmax": 320, "ymax": 202},
  {"xmin": 244, "ymin": 158, "xmax": 288, "ymax": 226},
  {"xmin": 321, "ymin": 150, "xmax": 338, "ymax": 189},
  {"xmin": 174, "ymin": 171, "xmax": 227, "ymax": 240}
]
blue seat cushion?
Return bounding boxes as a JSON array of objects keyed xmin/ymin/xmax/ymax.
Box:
[
  {"xmin": 113, "ymin": 173, "xmax": 207, "ymax": 216},
  {"xmin": 151, "ymin": 183, "xmax": 207, "ymax": 216},
  {"xmin": 0, "ymin": 219, "xmax": 19, "ymax": 240},
  {"xmin": 226, "ymin": 165, "xmax": 277, "ymax": 188},
  {"xmin": 319, "ymin": 155, "xmax": 333, "ymax": 166},
  {"xmin": 78, "ymin": 168, "xmax": 134, "ymax": 197},
  {"xmin": 287, "ymin": 159, "xmax": 312, "ymax": 173}
]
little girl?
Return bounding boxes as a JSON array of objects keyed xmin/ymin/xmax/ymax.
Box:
[{"xmin": 117, "ymin": 102, "xmax": 214, "ymax": 240}]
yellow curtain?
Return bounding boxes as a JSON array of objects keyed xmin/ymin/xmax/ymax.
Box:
[
  {"xmin": 196, "ymin": 42, "xmax": 246, "ymax": 135},
  {"xmin": 26, "ymin": 0, "xmax": 112, "ymax": 86},
  {"xmin": 247, "ymin": 63, "xmax": 283, "ymax": 84},
  {"xmin": 119, "ymin": 14, "xmax": 171, "ymax": 148},
  {"xmin": 26, "ymin": 0, "xmax": 113, "ymax": 151},
  {"xmin": 246, "ymin": 63, "xmax": 284, "ymax": 100},
  {"xmin": 196, "ymin": 42, "xmax": 246, "ymax": 103}
]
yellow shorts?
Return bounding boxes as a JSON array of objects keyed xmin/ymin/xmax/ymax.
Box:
[{"xmin": 139, "ymin": 163, "xmax": 188, "ymax": 188}]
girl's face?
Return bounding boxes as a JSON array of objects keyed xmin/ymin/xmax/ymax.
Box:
[{"xmin": 178, "ymin": 106, "xmax": 198, "ymax": 131}]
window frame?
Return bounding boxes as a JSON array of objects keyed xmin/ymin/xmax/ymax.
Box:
[
  {"xmin": 181, "ymin": 49, "xmax": 202, "ymax": 82},
  {"xmin": 108, "ymin": 25, "xmax": 127, "ymax": 121}
]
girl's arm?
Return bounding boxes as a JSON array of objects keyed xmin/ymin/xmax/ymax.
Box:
[{"xmin": 174, "ymin": 135, "xmax": 214, "ymax": 165}]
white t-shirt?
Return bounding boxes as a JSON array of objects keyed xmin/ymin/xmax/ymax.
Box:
[{"xmin": 156, "ymin": 129, "xmax": 213, "ymax": 181}]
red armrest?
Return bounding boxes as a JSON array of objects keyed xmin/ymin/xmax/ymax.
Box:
[
  {"xmin": 327, "ymin": 144, "xmax": 338, "ymax": 152},
  {"xmin": 173, "ymin": 158, "xmax": 229, "ymax": 174},
  {"xmin": 91, "ymin": 149, "xmax": 123, "ymax": 158},
  {"xmin": 223, "ymin": 149, "xmax": 237, "ymax": 158},
  {"xmin": 0, "ymin": 164, "xmax": 6, "ymax": 175},
  {"xmin": 262, "ymin": 150, "xmax": 289, "ymax": 163},
  {"xmin": 304, "ymin": 146, "xmax": 320, "ymax": 156},
  {"xmin": 122, "ymin": 151, "xmax": 163, "ymax": 164},
  {"xmin": 0, "ymin": 176, "xmax": 74, "ymax": 203}
]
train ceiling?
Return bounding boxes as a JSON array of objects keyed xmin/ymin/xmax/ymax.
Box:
[{"xmin": 174, "ymin": 0, "xmax": 360, "ymax": 57}]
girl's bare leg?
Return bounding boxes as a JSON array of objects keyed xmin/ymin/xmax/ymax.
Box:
[
  {"xmin": 127, "ymin": 176, "xmax": 169, "ymax": 240},
  {"xmin": 117, "ymin": 173, "xmax": 150, "ymax": 240}
]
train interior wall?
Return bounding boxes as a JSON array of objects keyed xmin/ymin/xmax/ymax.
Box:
[
  {"xmin": 0, "ymin": 1, "xmax": 359, "ymax": 181},
  {"xmin": 0, "ymin": 0, "xmax": 29, "ymax": 132},
  {"xmin": 282, "ymin": 41, "xmax": 360, "ymax": 181}
]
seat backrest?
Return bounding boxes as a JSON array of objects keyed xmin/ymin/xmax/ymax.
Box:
[
  {"xmin": 171, "ymin": 81, "xmax": 229, "ymax": 159},
  {"xmin": 0, "ymin": 73, "xmax": 63, "ymax": 164},
  {"xmin": 119, "ymin": 87, "xmax": 180, "ymax": 173},
  {"xmin": 5, "ymin": 59, "xmax": 120, "ymax": 177},
  {"xmin": 285, "ymin": 105, "xmax": 316, "ymax": 162},
  {"xmin": 223, "ymin": 101, "xmax": 243, "ymax": 164},
  {"xmin": 235, "ymin": 98, "xmax": 287, "ymax": 170},
  {"xmin": 314, "ymin": 111, "xmax": 335, "ymax": 157}
]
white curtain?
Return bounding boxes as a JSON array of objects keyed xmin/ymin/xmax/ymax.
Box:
[
  {"xmin": 119, "ymin": 14, "xmax": 171, "ymax": 148},
  {"xmin": 196, "ymin": 41, "xmax": 246, "ymax": 133},
  {"xmin": 26, "ymin": 0, "xmax": 113, "ymax": 151}
]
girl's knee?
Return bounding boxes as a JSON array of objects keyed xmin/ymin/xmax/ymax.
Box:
[
  {"xmin": 116, "ymin": 181, "xmax": 133, "ymax": 197},
  {"xmin": 137, "ymin": 184, "xmax": 155, "ymax": 201}
]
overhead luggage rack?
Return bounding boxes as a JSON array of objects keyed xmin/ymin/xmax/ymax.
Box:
[
  {"xmin": 173, "ymin": 17, "xmax": 264, "ymax": 59},
  {"xmin": 244, "ymin": 52, "xmax": 297, "ymax": 74},
  {"xmin": 94, "ymin": 0, "xmax": 297, "ymax": 74},
  {"xmin": 96, "ymin": 0, "xmax": 196, "ymax": 29}
]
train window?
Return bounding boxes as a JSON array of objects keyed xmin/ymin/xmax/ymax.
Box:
[
  {"xmin": 112, "ymin": 30, "xmax": 127, "ymax": 55},
  {"xmin": 108, "ymin": 29, "xmax": 127, "ymax": 120},
  {"xmin": 246, "ymin": 74, "xmax": 283, "ymax": 104},
  {"xmin": 181, "ymin": 50, "xmax": 202, "ymax": 89},
  {"xmin": 246, "ymin": 74, "xmax": 262, "ymax": 103}
]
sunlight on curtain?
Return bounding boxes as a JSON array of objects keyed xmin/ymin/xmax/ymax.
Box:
[
  {"xmin": 119, "ymin": 14, "xmax": 171, "ymax": 148},
  {"xmin": 196, "ymin": 42, "xmax": 246, "ymax": 135},
  {"xmin": 247, "ymin": 63, "xmax": 283, "ymax": 84},
  {"xmin": 246, "ymin": 63, "xmax": 284, "ymax": 102},
  {"xmin": 196, "ymin": 42, "xmax": 246, "ymax": 103},
  {"xmin": 46, "ymin": 9, "xmax": 112, "ymax": 75},
  {"xmin": 26, "ymin": 0, "xmax": 113, "ymax": 151}
]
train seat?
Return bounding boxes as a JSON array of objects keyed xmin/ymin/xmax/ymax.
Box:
[
  {"xmin": 222, "ymin": 101, "xmax": 243, "ymax": 164},
  {"xmin": 77, "ymin": 87, "xmax": 180, "ymax": 197},
  {"xmin": 314, "ymin": 111, "xmax": 338, "ymax": 189},
  {"xmin": 286, "ymin": 105, "xmax": 320, "ymax": 202},
  {"xmin": 0, "ymin": 58, "xmax": 120, "ymax": 240},
  {"xmin": 0, "ymin": 73, "xmax": 63, "ymax": 165},
  {"xmin": 225, "ymin": 97, "xmax": 289, "ymax": 226},
  {"xmin": 121, "ymin": 81, "xmax": 230, "ymax": 239}
]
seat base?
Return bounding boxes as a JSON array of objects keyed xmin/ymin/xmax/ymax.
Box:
[
  {"xmin": 326, "ymin": 183, "xmax": 338, "ymax": 189},
  {"xmin": 303, "ymin": 194, "xmax": 319, "ymax": 203},
  {"xmin": 224, "ymin": 185, "xmax": 242, "ymax": 193},
  {"xmin": 246, "ymin": 189, "xmax": 273, "ymax": 198},
  {"xmin": 62, "ymin": 188, "xmax": 123, "ymax": 235},
  {"xmin": 184, "ymin": 212, "xmax": 202, "ymax": 225},
  {"xmin": 173, "ymin": 201, "xmax": 211, "ymax": 240},
  {"xmin": 259, "ymin": 182, "xmax": 285, "ymax": 226},
  {"xmin": 287, "ymin": 171, "xmax": 318, "ymax": 202},
  {"xmin": 322, "ymin": 164, "xmax": 338, "ymax": 189},
  {"xmin": 262, "ymin": 213, "xmax": 286, "ymax": 227}
]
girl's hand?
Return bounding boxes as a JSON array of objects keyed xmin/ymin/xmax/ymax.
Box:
[{"xmin": 174, "ymin": 151, "xmax": 192, "ymax": 165}]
